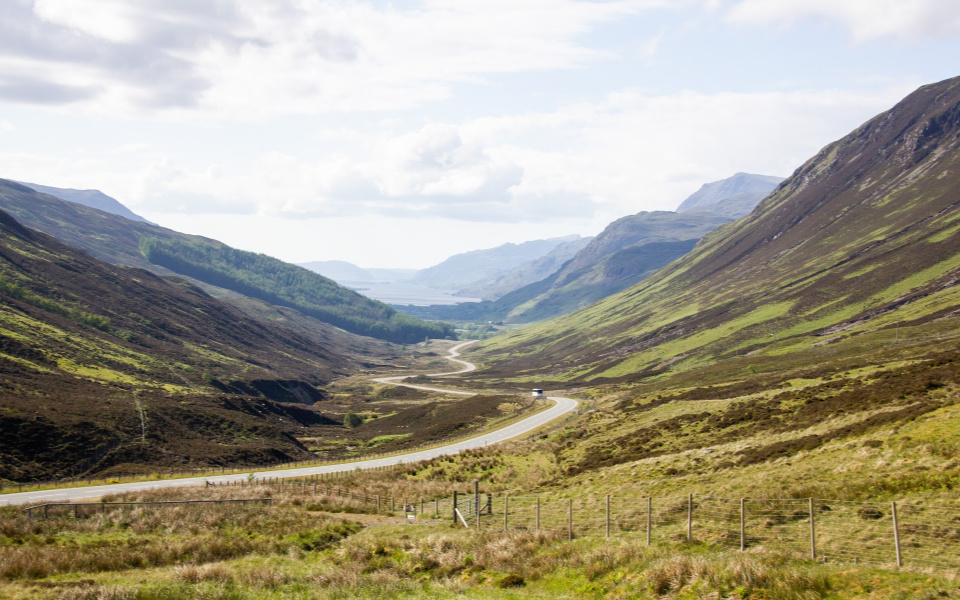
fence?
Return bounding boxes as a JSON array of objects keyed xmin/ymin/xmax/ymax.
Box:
[
  {"xmin": 23, "ymin": 498, "xmax": 272, "ymax": 519},
  {"xmin": 251, "ymin": 479, "xmax": 960, "ymax": 569},
  {"xmin": 445, "ymin": 493, "xmax": 960, "ymax": 570},
  {"xmin": 202, "ymin": 479, "xmax": 960, "ymax": 570},
  {"xmin": 26, "ymin": 476, "xmax": 960, "ymax": 571}
]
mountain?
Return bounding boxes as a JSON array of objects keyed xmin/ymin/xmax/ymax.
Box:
[
  {"xmin": 0, "ymin": 208, "xmax": 379, "ymax": 480},
  {"xmin": 411, "ymin": 235, "xmax": 583, "ymax": 290},
  {"xmin": 675, "ymin": 172, "xmax": 783, "ymax": 217},
  {"xmin": 456, "ymin": 236, "xmax": 592, "ymax": 300},
  {"xmin": 18, "ymin": 181, "xmax": 153, "ymax": 223},
  {"xmin": 299, "ymin": 260, "xmax": 416, "ymax": 283},
  {"xmin": 0, "ymin": 180, "xmax": 451, "ymax": 344},
  {"xmin": 475, "ymin": 76, "xmax": 960, "ymax": 384},
  {"xmin": 400, "ymin": 211, "xmax": 736, "ymax": 324},
  {"xmin": 400, "ymin": 173, "xmax": 776, "ymax": 324}
]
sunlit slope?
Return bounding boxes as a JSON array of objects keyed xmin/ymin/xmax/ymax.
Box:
[{"xmin": 476, "ymin": 76, "xmax": 960, "ymax": 383}]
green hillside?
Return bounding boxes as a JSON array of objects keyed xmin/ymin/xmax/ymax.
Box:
[
  {"xmin": 0, "ymin": 208, "xmax": 365, "ymax": 479},
  {"xmin": 474, "ymin": 76, "xmax": 960, "ymax": 384},
  {"xmin": 139, "ymin": 237, "xmax": 451, "ymax": 344},
  {"xmin": 0, "ymin": 180, "xmax": 452, "ymax": 344}
]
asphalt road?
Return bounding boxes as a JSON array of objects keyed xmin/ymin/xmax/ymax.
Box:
[{"xmin": 1, "ymin": 340, "xmax": 578, "ymax": 507}]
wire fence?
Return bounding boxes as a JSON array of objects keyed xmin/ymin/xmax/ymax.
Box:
[
  {"xmin": 452, "ymin": 494, "xmax": 960, "ymax": 570},
  {"xmin": 29, "ymin": 476, "xmax": 960, "ymax": 571},
  {"xmin": 238, "ymin": 480, "xmax": 960, "ymax": 570}
]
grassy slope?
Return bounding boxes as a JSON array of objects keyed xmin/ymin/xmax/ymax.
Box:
[
  {"xmin": 0, "ymin": 209, "xmax": 372, "ymax": 479},
  {"xmin": 0, "ymin": 179, "xmax": 450, "ymax": 344},
  {"xmin": 474, "ymin": 77, "xmax": 960, "ymax": 385}
]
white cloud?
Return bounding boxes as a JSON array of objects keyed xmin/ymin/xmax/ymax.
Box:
[
  {"xmin": 3, "ymin": 0, "xmax": 665, "ymax": 118},
  {"xmin": 727, "ymin": 0, "xmax": 960, "ymax": 41},
  {"xmin": 69, "ymin": 84, "xmax": 904, "ymax": 225},
  {"xmin": 2, "ymin": 82, "xmax": 915, "ymax": 265},
  {"xmin": 0, "ymin": 119, "xmax": 13, "ymax": 131}
]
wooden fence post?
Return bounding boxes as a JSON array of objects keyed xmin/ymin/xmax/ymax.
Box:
[
  {"xmin": 740, "ymin": 498, "xmax": 746, "ymax": 551},
  {"xmin": 687, "ymin": 494, "xmax": 693, "ymax": 542},
  {"xmin": 536, "ymin": 497, "xmax": 541, "ymax": 533},
  {"xmin": 452, "ymin": 491, "xmax": 458, "ymax": 526},
  {"xmin": 809, "ymin": 498, "xmax": 816, "ymax": 561},
  {"xmin": 504, "ymin": 496, "xmax": 509, "ymax": 531},
  {"xmin": 606, "ymin": 495, "xmax": 611, "ymax": 539},
  {"xmin": 475, "ymin": 481, "xmax": 480, "ymax": 530},
  {"xmin": 646, "ymin": 497, "xmax": 652, "ymax": 546},
  {"xmin": 568, "ymin": 499, "xmax": 574, "ymax": 540},
  {"xmin": 892, "ymin": 501, "xmax": 902, "ymax": 567}
]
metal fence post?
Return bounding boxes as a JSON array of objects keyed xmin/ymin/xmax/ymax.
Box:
[{"xmin": 892, "ymin": 501, "xmax": 902, "ymax": 567}]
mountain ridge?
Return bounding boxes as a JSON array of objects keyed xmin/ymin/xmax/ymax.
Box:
[
  {"xmin": 473, "ymin": 75, "xmax": 960, "ymax": 383},
  {"xmin": 18, "ymin": 181, "xmax": 153, "ymax": 224},
  {"xmin": 0, "ymin": 179, "xmax": 450, "ymax": 343}
]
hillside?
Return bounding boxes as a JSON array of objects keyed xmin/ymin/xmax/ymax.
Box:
[
  {"xmin": 0, "ymin": 209, "xmax": 373, "ymax": 480},
  {"xmin": 0, "ymin": 180, "xmax": 451, "ymax": 344},
  {"xmin": 18, "ymin": 181, "xmax": 153, "ymax": 223},
  {"xmin": 474, "ymin": 76, "xmax": 960, "ymax": 383}
]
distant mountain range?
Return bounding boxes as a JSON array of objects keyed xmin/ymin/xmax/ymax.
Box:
[
  {"xmin": 298, "ymin": 260, "xmax": 416, "ymax": 283},
  {"xmin": 474, "ymin": 76, "xmax": 960, "ymax": 384},
  {"xmin": 456, "ymin": 236, "xmax": 592, "ymax": 300},
  {"xmin": 675, "ymin": 172, "xmax": 784, "ymax": 217},
  {"xmin": 399, "ymin": 172, "xmax": 780, "ymax": 323},
  {"xmin": 411, "ymin": 235, "xmax": 587, "ymax": 292},
  {"xmin": 18, "ymin": 181, "xmax": 154, "ymax": 224}
]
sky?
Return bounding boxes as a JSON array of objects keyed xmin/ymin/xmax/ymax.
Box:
[{"xmin": 1, "ymin": 1, "xmax": 960, "ymax": 269}]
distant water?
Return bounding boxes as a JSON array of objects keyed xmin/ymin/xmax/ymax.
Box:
[{"xmin": 343, "ymin": 281, "xmax": 481, "ymax": 306}]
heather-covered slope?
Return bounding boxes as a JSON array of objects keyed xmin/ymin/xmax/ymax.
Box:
[
  {"xmin": 475, "ymin": 76, "xmax": 960, "ymax": 383},
  {"xmin": 0, "ymin": 180, "xmax": 451, "ymax": 344},
  {"xmin": 0, "ymin": 209, "xmax": 367, "ymax": 479}
]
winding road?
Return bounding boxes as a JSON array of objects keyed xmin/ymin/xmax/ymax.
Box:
[{"xmin": 0, "ymin": 340, "xmax": 578, "ymax": 507}]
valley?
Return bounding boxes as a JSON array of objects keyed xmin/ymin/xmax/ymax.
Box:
[{"xmin": 3, "ymin": 73, "xmax": 960, "ymax": 599}]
